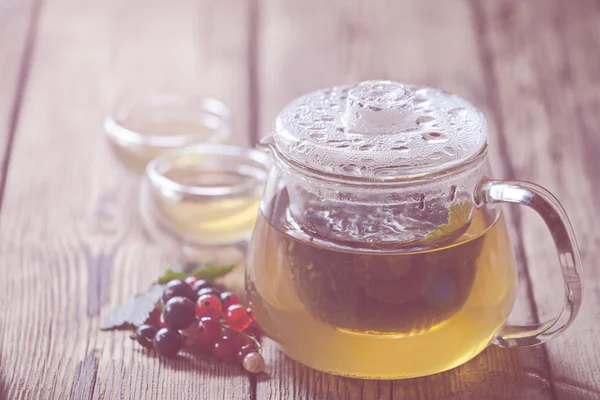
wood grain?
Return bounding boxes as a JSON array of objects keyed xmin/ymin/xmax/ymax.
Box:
[
  {"xmin": 475, "ymin": 0, "xmax": 600, "ymax": 398},
  {"xmin": 256, "ymin": 0, "xmax": 550, "ymax": 398},
  {"xmin": 1, "ymin": 0, "xmax": 598, "ymax": 398},
  {"xmin": 0, "ymin": 0, "xmax": 253, "ymax": 399},
  {"xmin": 0, "ymin": 0, "xmax": 38, "ymax": 208}
]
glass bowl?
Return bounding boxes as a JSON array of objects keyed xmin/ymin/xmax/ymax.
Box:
[
  {"xmin": 140, "ymin": 144, "xmax": 270, "ymax": 264},
  {"xmin": 104, "ymin": 94, "xmax": 232, "ymax": 174}
]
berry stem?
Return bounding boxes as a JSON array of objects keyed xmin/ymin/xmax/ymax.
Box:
[{"xmin": 220, "ymin": 322, "xmax": 262, "ymax": 353}]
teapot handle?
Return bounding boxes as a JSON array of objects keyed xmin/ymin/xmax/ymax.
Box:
[{"xmin": 476, "ymin": 180, "xmax": 583, "ymax": 347}]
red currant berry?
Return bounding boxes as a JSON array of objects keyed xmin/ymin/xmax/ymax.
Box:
[
  {"xmin": 234, "ymin": 332, "xmax": 254, "ymax": 348},
  {"xmin": 213, "ymin": 336, "xmax": 238, "ymax": 364},
  {"xmin": 221, "ymin": 325, "xmax": 236, "ymax": 338},
  {"xmin": 159, "ymin": 313, "xmax": 168, "ymax": 329},
  {"xmin": 195, "ymin": 294, "xmax": 222, "ymax": 319},
  {"xmin": 237, "ymin": 344, "xmax": 258, "ymax": 363},
  {"xmin": 196, "ymin": 317, "xmax": 222, "ymax": 350},
  {"xmin": 226, "ymin": 304, "xmax": 251, "ymax": 332},
  {"xmin": 220, "ymin": 292, "xmax": 240, "ymax": 312},
  {"xmin": 244, "ymin": 321, "xmax": 262, "ymax": 339},
  {"xmin": 185, "ymin": 276, "xmax": 198, "ymax": 286}
]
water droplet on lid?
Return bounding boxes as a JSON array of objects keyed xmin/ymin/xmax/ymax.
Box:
[
  {"xmin": 443, "ymin": 146, "xmax": 455, "ymax": 156},
  {"xmin": 429, "ymin": 151, "xmax": 443, "ymax": 160},
  {"xmin": 374, "ymin": 167, "xmax": 401, "ymax": 177},
  {"xmin": 392, "ymin": 145, "xmax": 410, "ymax": 151},
  {"xmin": 308, "ymin": 125, "xmax": 326, "ymax": 131},
  {"xmin": 342, "ymin": 164, "xmax": 361, "ymax": 175},
  {"xmin": 358, "ymin": 144, "xmax": 373, "ymax": 151},
  {"xmin": 413, "ymin": 97, "xmax": 428, "ymax": 106},
  {"xmin": 309, "ymin": 132, "xmax": 326, "ymax": 139},
  {"xmin": 416, "ymin": 115, "xmax": 436, "ymax": 125},
  {"xmin": 422, "ymin": 131, "xmax": 449, "ymax": 143},
  {"xmin": 294, "ymin": 113, "xmax": 300, "ymax": 119},
  {"xmin": 448, "ymin": 107, "xmax": 466, "ymax": 115},
  {"xmin": 335, "ymin": 143, "xmax": 350, "ymax": 148},
  {"xmin": 320, "ymin": 115, "xmax": 335, "ymax": 121}
]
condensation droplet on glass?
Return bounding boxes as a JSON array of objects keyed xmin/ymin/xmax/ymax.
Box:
[
  {"xmin": 416, "ymin": 115, "xmax": 436, "ymax": 125},
  {"xmin": 342, "ymin": 164, "xmax": 361, "ymax": 175},
  {"xmin": 374, "ymin": 167, "xmax": 401, "ymax": 177},
  {"xmin": 429, "ymin": 151, "xmax": 443, "ymax": 160},
  {"xmin": 392, "ymin": 145, "xmax": 410, "ymax": 151},
  {"xmin": 413, "ymin": 96, "xmax": 428, "ymax": 106},
  {"xmin": 443, "ymin": 146, "xmax": 455, "ymax": 156},
  {"xmin": 358, "ymin": 144, "xmax": 373, "ymax": 151},
  {"xmin": 309, "ymin": 132, "xmax": 326, "ymax": 140},
  {"xmin": 422, "ymin": 131, "xmax": 449, "ymax": 143},
  {"xmin": 448, "ymin": 107, "xmax": 466, "ymax": 115},
  {"xmin": 320, "ymin": 115, "xmax": 335, "ymax": 121}
]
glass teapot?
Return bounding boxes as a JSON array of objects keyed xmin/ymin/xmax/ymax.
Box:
[{"xmin": 246, "ymin": 80, "xmax": 583, "ymax": 379}]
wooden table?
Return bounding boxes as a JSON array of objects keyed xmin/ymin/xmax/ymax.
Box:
[{"xmin": 1, "ymin": 0, "xmax": 599, "ymax": 399}]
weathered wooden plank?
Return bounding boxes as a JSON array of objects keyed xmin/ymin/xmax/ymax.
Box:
[
  {"xmin": 256, "ymin": 0, "xmax": 550, "ymax": 398},
  {"xmin": 474, "ymin": 0, "xmax": 600, "ymax": 398},
  {"xmin": 0, "ymin": 0, "xmax": 37, "ymax": 207},
  {"xmin": 0, "ymin": 0, "xmax": 253, "ymax": 399}
]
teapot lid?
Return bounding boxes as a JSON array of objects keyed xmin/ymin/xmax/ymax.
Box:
[{"xmin": 272, "ymin": 80, "xmax": 487, "ymax": 179}]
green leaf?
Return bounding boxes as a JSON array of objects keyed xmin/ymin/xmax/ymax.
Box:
[
  {"xmin": 100, "ymin": 283, "xmax": 164, "ymax": 331},
  {"xmin": 422, "ymin": 200, "xmax": 473, "ymax": 243},
  {"xmin": 156, "ymin": 263, "xmax": 236, "ymax": 284}
]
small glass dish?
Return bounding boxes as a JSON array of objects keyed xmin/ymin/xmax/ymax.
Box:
[
  {"xmin": 140, "ymin": 144, "xmax": 270, "ymax": 264},
  {"xmin": 104, "ymin": 94, "xmax": 232, "ymax": 174}
]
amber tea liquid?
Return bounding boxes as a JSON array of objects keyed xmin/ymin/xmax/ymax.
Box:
[
  {"xmin": 247, "ymin": 192, "xmax": 518, "ymax": 379},
  {"xmin": 151, "ymin": 165, "xmax": 262, "ymax": 246}
]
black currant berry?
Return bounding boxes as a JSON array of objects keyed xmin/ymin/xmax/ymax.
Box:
[
  {"xmin": 192, "ymin": 279, "xmax": 212, "ymax": 292},
  {"xmin": 197, "ymin": 287, "xmax": 221, "ymax": 299},
  {"xmin": 163, "ymin": 296, "xmax": 196, "ymax": 330},
  {"xmin": 132, "ymin": 324, "xmax": 157, "ymax": 349},
  {"xmin": 162, "ymin": 279, "xmax": 197, "ymax": 303},
  {"xmin": 153, "ymin": 328, "xmax": 185, "ymax": 358}
]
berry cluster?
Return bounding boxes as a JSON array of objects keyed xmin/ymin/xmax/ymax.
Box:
[{"xmin": 131, "ymin": 278, "xmax": 264, "ymax": 373}]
